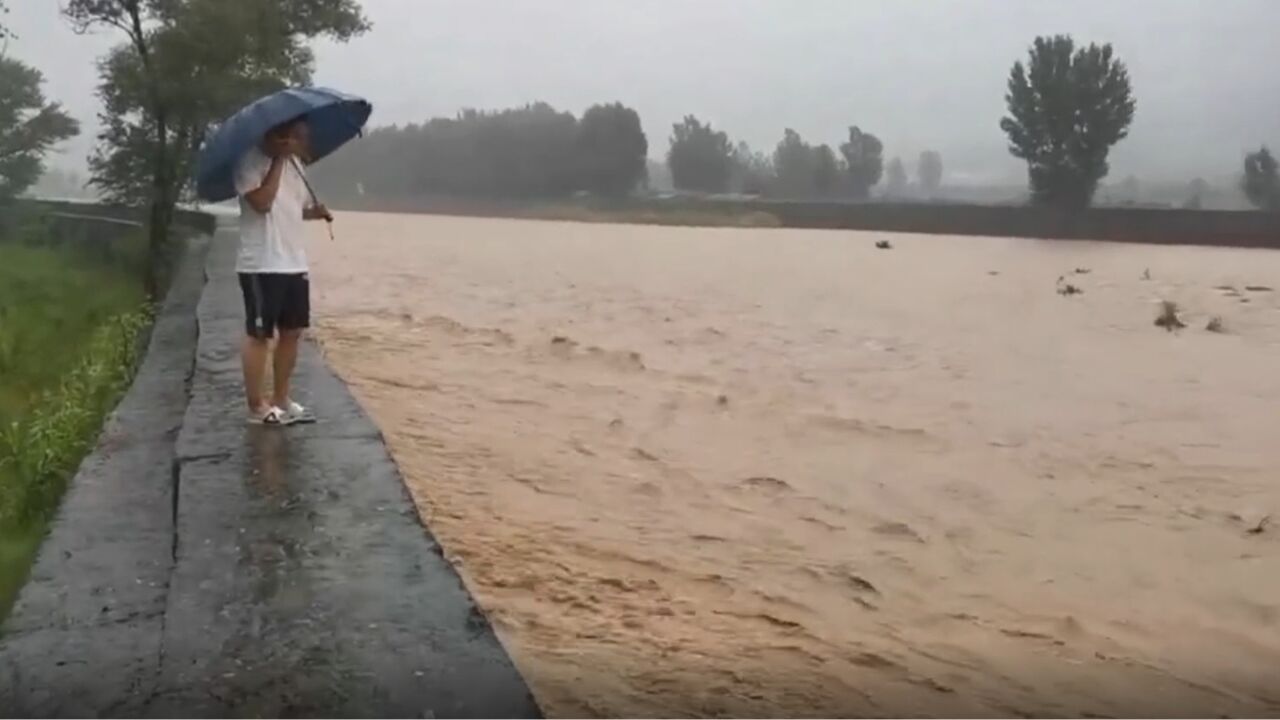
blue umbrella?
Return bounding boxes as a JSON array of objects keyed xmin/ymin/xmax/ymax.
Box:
[{"xmin": 195, "ymin": 86, "xmax": 372, "ymax": 203}]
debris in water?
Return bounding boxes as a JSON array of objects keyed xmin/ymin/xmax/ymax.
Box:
[
  {"xmin": 1247, "ymin": 515, "xmax": 1271, "ymax": 535},
  {"xmin": 1205, "ymin": 316, "xmax": 1225, "ymax": 333},
  {"xmin": 1056, "ymin": 277, "xmax": 1083, "ymax": 296},
  {"xmin": 1074, "ymin": 267, "xmax": 1092, "ymax": 275},
  {"xmin": 1142, "ymin": 268, "xmax": 1151, "ymax": 281},
  {"xmin": 1245, "ymin": 285, "xmax": 1273, "ymax": 293},
  {"xmin": 875, "ymin": 240, "xmax": 893, "ymax": 250},
  {"xmin": 1155, "ymin": 300, "xmax": 1186, "ymax": 331}
]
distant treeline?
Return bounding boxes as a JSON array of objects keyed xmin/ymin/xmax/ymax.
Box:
[
  {"xmin": 312, "ymin": 102, "xmax": 647, "ymax": 201},
  {"xmin": 310, "ymin": 101, "xmax": 927, "ymax": 205},
  {"xmin": 311, "ymin": 33, "xmax": 1278, "ymax": 212}
]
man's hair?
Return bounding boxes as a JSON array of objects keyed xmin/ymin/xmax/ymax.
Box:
[{"xmin": 267, "ymin": 115, "xmax": 307, "ymax": 139}]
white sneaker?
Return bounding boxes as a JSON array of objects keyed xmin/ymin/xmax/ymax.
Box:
[
  {"xmin": 282, "ymin": 400, "xmax": 317, "ymax": 425},
  {"xmin": 248, "ymin": 406, "xmax": 288, "ymax": 426}
]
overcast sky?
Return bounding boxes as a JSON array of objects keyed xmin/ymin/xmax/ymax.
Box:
[{"xmin": 8, "ymin": 0, "xmax": 1279, "ymax": 184}]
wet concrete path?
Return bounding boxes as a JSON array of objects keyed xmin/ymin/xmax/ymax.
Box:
[{"xmin": 1, "ymin": 229, "xmax": 541, "ymax": 718}]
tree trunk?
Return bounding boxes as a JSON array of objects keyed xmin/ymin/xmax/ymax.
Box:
[{"xmin": 126, "ymin": 2, "xmax": 171, "ymax": 301}]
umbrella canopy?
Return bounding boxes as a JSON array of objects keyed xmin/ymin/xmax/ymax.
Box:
[{"xmin": 195, "ymin": 86, "xmax": 372, "ymax": 202}]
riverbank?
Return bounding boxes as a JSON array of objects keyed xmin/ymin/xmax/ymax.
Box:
[
  {"xmin": 0, "ymin": 226, "xmax": 539, "ymax": 717},
  {"xmin": 311, "ymin": 211, "xmax": 1280, "ymax": 717},
  {"xmin": 0, "ymin": 220, "xmax": 150, "ymax": 618}
]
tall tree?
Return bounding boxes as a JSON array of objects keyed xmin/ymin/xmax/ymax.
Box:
[
  {"xmin": 0, "ymin": 0, "xmax": 11, "ymax": 41},
  {"xmin": 772, "ymin": 128, "xmax": 816, "ymax": 198},
  {"xmin": 575, "ymin": 102, "xmax": 647, "ymax": 197},
  {"xmin": 917, "ymin": 150, "xmax": 943, "ymax": 196},
  {"xmin": 812, "ymin": 144, "xmax": 838, "ymax": 197},
  {"xmin": 883, "ymin": 156, "xmax": 907, "ymax": 197},
  {"xmin": 729, "ymin": 141, "xmax": 773, "ymax": 196},
  {"xmin": 1242, "ymin": 146, "xmax": 1279, "ymax": 211},
  {"xmin": 0, "ymin": 58, "xmax": 79, "ymax": 199},
  {"xmin": 839, "ymin": 126, "xmax": 883, "ymax": 199},
  {"xmin": 1000, "ymin": 35, "xmax": 1136, "ymax": 210},
  {"xmin": 666, "ymin": 115, "xmax": 733, "ymax": 193},
  {"xmin": 64, "ymin": 0, "xmax": 369, "ymax": 296}
]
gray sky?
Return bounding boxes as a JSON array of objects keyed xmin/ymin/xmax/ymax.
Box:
[{"xmin": 9, "ymin": 0, "xmax": 1279, "ymax": 184}]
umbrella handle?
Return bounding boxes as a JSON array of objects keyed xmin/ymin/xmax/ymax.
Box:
[{"xmin": 291, "ymin": 156, "xmax": 335, "ymax": 241}]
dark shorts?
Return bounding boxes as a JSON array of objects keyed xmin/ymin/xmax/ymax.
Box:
[{"xmin": 239, "ymin": 272, "xmax": 310, "ymax": 339}]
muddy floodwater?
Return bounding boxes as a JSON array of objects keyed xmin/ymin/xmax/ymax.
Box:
[{"xmin": 309, "ymin": 212, "xmax": 1280, "ymax": 718}]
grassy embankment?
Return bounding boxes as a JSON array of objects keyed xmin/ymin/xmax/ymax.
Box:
[{"xmin": 0, "ymin": 207, "xmax": 151, "ymax": 619}]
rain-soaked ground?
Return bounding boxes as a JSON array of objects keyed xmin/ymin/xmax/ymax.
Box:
[{"xmin": 0, "ymin": 230, "xmax": 539, "ymax": 718}]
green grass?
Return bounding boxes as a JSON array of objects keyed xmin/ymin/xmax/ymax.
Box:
[{"xmin": 0, "ymin": 228, "xmax": 151, "ymax": 620}]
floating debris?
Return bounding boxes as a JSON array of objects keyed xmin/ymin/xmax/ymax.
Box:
[
  {"xmin": 1074, "ymin": 267, "xmax": 1092, "ymax": 275},
  {"xmin": 1205, "ymin": 316, "xmax": 1225, "ymax": 333},
  {"xmin": 1155, "ymin": 300, "xmax": 1186, "ymax": 331},
  {"xmin": 875, "ymin": 240, "xmax": 893, "ymax": 250},
  {"xmin": 1245, "ymin": 285, "xmax": 1273, "ymax": 293},
  {"xmin": 1142, "ymin": 268, "xmax": 1151, "ymax": 281},
  {"xmin": 1247, "ymin": 515, "xmax": 1271, "ymax": 535},
  {"xmin": 1056, "ymin": 276, "xmax": 1083, "ymax": 296}
]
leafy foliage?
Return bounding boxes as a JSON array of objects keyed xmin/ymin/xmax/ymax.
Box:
[
  {"xmin": 1000, "ymin": 35, "xmax": 1136, "ymax": 209},
  {"xmin": 729, "ymin": 141, "xmax": 773, "ymax": 196},
  {"xmin": 917, "ymin": 150, "xmax": 943, "ymax": 195},
  {"xmin": 667, "ymin": 115, "xmax": 734, "ymax": 193},
  {"xmin": 70, "ymin": 0, "xmax": 367, "ymax": 206},
  {"xmin": 575, "ymin": 103, "xmax": 649, "ymax": 197},
  {"xmin": 63, "ymin": 0, "xmax": 368, "ymax": 294},
  {"xmin": 770, "ymin": 129, "xmax": 842, "ymax": 198},
  {"xmin": 0, "ymin": 59, "xmax": 79, "ymax": 199},
  {"xmin": 839, "ymin": 126, "xmax": 883, "ymax": 199},
  {"xmin": 1242, "ymin": 146, "xmax": 1279, "ymax": 211},
  {"xmin": 312, "ymin": 102, "xmax": 650, "ymax": 200},
  {"xmin": 771, "ymin": 129, "xmax": 816, "ymax": 198}
]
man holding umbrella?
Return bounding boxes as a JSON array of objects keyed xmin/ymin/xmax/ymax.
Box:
[
  {"xmin": 235, "ymin": 117, "xmax": 330, "ymax": 425},
  {"xmin": 197, "ymin": 87, "xmax": 371, "ymax": 426}
]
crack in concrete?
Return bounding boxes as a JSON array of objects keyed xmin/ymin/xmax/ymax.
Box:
[{"xmin": 147, "ymin": 252, "xmax": 206, "ymax": 711}]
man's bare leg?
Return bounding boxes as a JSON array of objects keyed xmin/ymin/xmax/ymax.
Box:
[
  {"xmin": 271, "ymin": 328, "xmax": 303, "ymax": 409},
  {"xmin": 242, "ymin": 334, "xmax": 272, "ymax": 413}
]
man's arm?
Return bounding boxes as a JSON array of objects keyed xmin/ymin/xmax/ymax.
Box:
[{"xmin": 242, "ymin": 155, "xmax": 289, "ymax": 214}]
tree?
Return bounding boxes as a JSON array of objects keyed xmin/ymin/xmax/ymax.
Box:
[
  {"xmin": 311, "ymin": 102, "xmax": 626, "ymax": 201},
  {"xmin": 1000, "ymin": 35, "xmax": 1136, "ymax": 210},
  {"xmin": 666, "ymin": 115, "xmax": 733, "ymax": 193},
  {"xmin": 839, "ymin": 126, "xmax": 883, "ymax": 199},
  {"xmin": 1242, "ymin": 146, "xmax": 1279, "ymax": 211},
  {"xmin": 0, "ymin": 58, "xmax": 80, "ymax": 199},
  {"xmin": 917, "ymin": 150, "xmax": 942, "ymax": 196},
  {"xmin": 575, "ymin": 103, "xmax": 647, "ymax": 197},
  {"xmin": 0, "ymin": 0, "xmax": 11, "ymax": 41},
  {"xmin": 771, "ymin": 128, "xmax": 816, "ymax": 198},
  {"xmin": 883, "ymin": 157, "xmax": 907, "ymax": 197},
  {"xmin": 64, "ymin": 0, "xmax": 369, "ymax": 296},
  {"xmin": 729, "ymin": 141, "xmax": 773, "ymax": 196},
  {"xmin": 813, "ymin": 144, "xmax": 838, "ymax": 197}
]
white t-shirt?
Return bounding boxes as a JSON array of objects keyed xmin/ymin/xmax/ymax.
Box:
[{"xmin": 234, "ymin": 147, "xmax": 310, "ymax": 273}]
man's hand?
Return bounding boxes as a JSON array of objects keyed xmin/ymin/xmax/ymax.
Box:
[{"xmin": 304, "ymin": 204, "xmax": 333, "ymax": 222}]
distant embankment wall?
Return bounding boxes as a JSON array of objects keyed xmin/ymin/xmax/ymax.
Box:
[{"xmin": 333, "ymin": 194, "xmax": 1280, "ymax": 250}]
